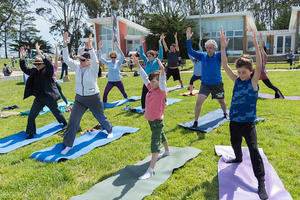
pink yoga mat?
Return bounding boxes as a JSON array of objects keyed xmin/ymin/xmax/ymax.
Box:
[
  {"xmin": 258, "ymin": 93, "xmax": 300, "ymax": 100},
  {"xmin": 215, "ymin": 145, "xmax": 292, "ymax": 200}
]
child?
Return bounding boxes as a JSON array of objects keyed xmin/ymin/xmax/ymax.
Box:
[
  {"xmin": 98, "ymin": 40, "xmax": 128, "ymax": 103},
  {"xmin": 188, "ymin": 40, "xmax": 203, "ymax": 95},
  {"xmin": 220, "ymin": 28, "xmax": 268, "ymax": 200},
  {"xmin": 132, "ymin": 55, "xmax": 170, "ymax": 180}
]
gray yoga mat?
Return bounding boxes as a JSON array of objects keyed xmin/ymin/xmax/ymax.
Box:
[{"xmin": 70, "ymin": 146, "xmax": 201, "ymax": 200}]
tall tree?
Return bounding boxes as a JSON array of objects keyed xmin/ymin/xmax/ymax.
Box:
[{"xmin": 36, "ymin": 0, "xmax": 87, "ymax": 54}]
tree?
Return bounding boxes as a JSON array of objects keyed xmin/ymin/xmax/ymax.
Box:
[
  {"xmin": 36, "ymin": 0, "xmax": 88, "ymax": 54},
  {"xmin": 0, "ymin": 0, "xmax": 24, "ymax": 33}
]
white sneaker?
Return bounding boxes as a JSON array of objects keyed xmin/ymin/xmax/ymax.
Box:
[
  {"xmin": 159, "ymin": 151, "xmax": 170, "ymax": 159},
  {"xmin": 107, "ymin": 132, "xmax": 113, "ymax": 138},
  {"xmin": 61, "ymin": 146, "xmax": 72, "ymax": 155},
  {"xmin": 140, "ymin": 108, "xmax": 145, "ymax": 113},
  {"xmin": 138, "ymin": 167, "xmax": 155, "ymax": 180}
]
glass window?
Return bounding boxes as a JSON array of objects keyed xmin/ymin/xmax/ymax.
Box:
[
  {"xmin": 277, "ymin": 36, "xmax": 283, "ymax": 54},
  {"xmin": 227, "ymin": 37, "xmax": 234, "ymax": 50},
  {"xmin": 285, "ymin": 35, "xmax": 291, "ymax": 53},
  {"xmin": 234, "ymin": 37, "xmax": 243, "ymax": 50},
  {"xmin": 247, "ymin": 36, "xmax": 254, "ymax": 51},
  {"xmin": 211, "ymin": 32, "xmax": 216, "ymax": 37},
  {"xmin": 227, "ymin": 31, "xmax": 233, "ymax": 37},
  {"xmin": 234, "ymin": 31, "xmax": 243, "ymax": 36}
]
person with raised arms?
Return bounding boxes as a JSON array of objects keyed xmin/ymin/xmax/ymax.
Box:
[
  {"xmin": 139, "ymin": 34, "xmax": 164, "ymax": 113},
  {"xmin": 132, "ymin": 55, "xmax": 170, "ymax": 180},
  {"xmin": 188, "ymin": 40, "xmax": 203, "ymax": 95},
  {"xmin": 186, "ymin": 27, "xmax": 228, "ymax": 128},
  {"xmin": 61, "ymin": 32, "xmax": 113, "ymax": 155},
  {"xmin": 19, "ymin": 43, "xmax": 67, "ymax": 139},
  {"xmin": 220, "ymin": 28, "xmax": 268, "ymax": 200},
  {"xmin": 98, "ymin": 40, "xmax": 127, "ymax": 103}
]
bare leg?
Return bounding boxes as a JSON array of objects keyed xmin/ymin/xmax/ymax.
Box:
[
  {"xmin": 163, "ymin": 141, "xmax": 169, "ymax": 152},
  {"xmin": 194, "ymin": 94, "xmax": 207, "ymax": 121},
  {"xmin": 217, "ymin": 98, "xmax": 227, "ymax": 114},
  {"xmin": 150, "ymin": 152, "xmax": 159, "ymax": 169}
]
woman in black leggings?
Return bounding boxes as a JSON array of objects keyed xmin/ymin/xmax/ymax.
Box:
[{"xmin": 259, "ymin": 34, "xmax": 284, "ymax": 99}]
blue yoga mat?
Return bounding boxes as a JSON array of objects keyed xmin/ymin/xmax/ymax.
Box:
[
  {"xmin": 56, "ymin": 79, "xmax": 64, "ymax": 83},
  {"xmin": 0, "ymin": 122, "xmax": 63, "ymax": 154},
  {"xmin": 131, "ymin": 98, "xmax": 182, "ymax": 113},
  {"xmin": 178, "ymin": 109, "xmax": 230, "ymax": 133},
  {"xmin": 104, "ymin": 96, "xmax": 141, "ymax": 109},
  {"xmin": 20, "ymin": 101, "xmax": 74, "ymax": 115},
  {"xmin": 166, "ymin": 85, "xmax": 188, "ymax": 92},
  {"xmin": 30, "ymin": 126, "xmax": 139, "ymax": 162}
]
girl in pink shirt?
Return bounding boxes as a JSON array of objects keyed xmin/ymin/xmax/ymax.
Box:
[{"xmin": 133, "ymin": 56, "xmax": 170, "ymax": 180}]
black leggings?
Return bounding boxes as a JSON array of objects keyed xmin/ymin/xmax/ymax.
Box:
[
  {"xmin": 262, "ymin": 79, "xmax": 279, "ymax": 93},
  {"xmin": 230, "ymin": 121, "xmax": 265, "ymax": 182}
]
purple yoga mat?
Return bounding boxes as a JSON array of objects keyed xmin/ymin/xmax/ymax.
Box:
[
  {"xmin": 258, "ymin": 93, "xmax": 300, "ymax": 100},
  {"xmin": 215, "ymin": 145, "xmax": 292, "ymax": 200}
]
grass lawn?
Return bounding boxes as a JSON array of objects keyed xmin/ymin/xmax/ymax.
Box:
[{"xmin": 0, "ymin": 71, "xmax": 299, "ymax": 200}]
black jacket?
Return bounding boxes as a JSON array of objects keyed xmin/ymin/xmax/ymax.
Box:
[{"xmin": 20, "ymin": 58, "xmax": 61, "ymax": 101}]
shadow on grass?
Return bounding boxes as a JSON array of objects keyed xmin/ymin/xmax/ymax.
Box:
[
  {"xmin": 113, "ymin": 110, "xmax": 144, "ymax": 118},
  {"xmin": 166, "ymin": 125, "xmax": 206, "ymax": 144},
  {"xmin": 16, "ymin": 82, "xmax": 24, "ymax": 85},
  {"xmin": 180, "ymin": 175, "xmax": 218, "ymax": 200}
]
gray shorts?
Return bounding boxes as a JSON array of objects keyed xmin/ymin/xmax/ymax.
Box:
[{"xmin": 199, "ymin": 82, "xmax": 225, "ymax": 99}]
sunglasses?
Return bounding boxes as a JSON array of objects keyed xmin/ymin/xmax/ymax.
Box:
[
  {"xmin": 110, "ymin": 57, "xmax": 116, "ymax": 59},
  {"xmin": 80, "ymin": 58, "xmax": 87, "ymax": 62}
]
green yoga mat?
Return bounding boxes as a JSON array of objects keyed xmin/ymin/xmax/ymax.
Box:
[{"xmin": 71, "ymin": 146, "xmax": 201, "ymax": 200}]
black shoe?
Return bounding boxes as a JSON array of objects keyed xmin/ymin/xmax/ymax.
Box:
[
  {"xmin": 26, "ymin": 134, "xmax": 34, "ymax": 139},
  {"xmin": 191, "ymin": 121, "xmax": 198, "ymax": 128},
  {"xmin": 93, "ymin": 124, "xmax": 103, "ymax": 130},
  {"xmin": 226, "ymin": 158, "xmax": 242, "ymax": 163},
  {"xmin": 224, "ymin": 113, "xmax": 229, "ymax": 120},
  {"xmin": 258, "ymin": 181, "xmax": 268, "ymax": 200}
]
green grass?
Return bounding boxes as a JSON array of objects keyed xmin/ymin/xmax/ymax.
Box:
[{"xmin": 0, "ymin": 71, "xmax": 300, "ymax": 200}]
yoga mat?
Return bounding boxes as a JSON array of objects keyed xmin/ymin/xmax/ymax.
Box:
[
  {"xmin": 178, "ymin": 109, "xmax": 229, "ymax": 133},
  {"xmin": 20, "ymin": 101, "xmax": 74, "ymax": 115},
  {"xmin": 30, "ymin": 126, "xmax": 139, "ymax": 162},
  {"xmin": 104, "ymin": 96, "xmax": 141, "ymax": 108},
  {"xmin": 0, "ymin": 122, "xmax": 62, "ymax": 154},
  {"xmin": 70, "ymin": 146, "xmax": 201, "ymax": 200},
  {"xmin": 167, "ymin": 85, "xmax": 188, "ymax": 92},
  {"xmin": 215, "ymin": 145, "xmax": 293, "ymax": 200},
  {"xmin": 179, "ymin": 90, "xmax": 199, "ymax": 96},
  {"xmin": 130, "ymin": 98, "xmax": 182, "ymax": 113},
  {"xmin": 258, "ymin": 93, "xmax": 300, "ymax": 100},
  {"xmin": 0, "ymin": 111, "xmax": 20, "ymax": 118},
  {"xmin": 57, "ymin": 79, "xmax": 64, "ymax": 83}
]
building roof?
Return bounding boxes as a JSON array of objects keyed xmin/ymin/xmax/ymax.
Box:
[
  {"xmin": 187, "ymin": 11, "xmax": 257, "ymax": 31},
  {"xmin": 289, "ymin": 6, "xmax": 300, "ymax": 30},
  {"xmin": 88, "ymin": 16, "xmax": 150, "ymax": 34}
]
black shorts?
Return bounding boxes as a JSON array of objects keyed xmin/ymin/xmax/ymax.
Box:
[
  {"xmin": 166, "ymin": 68, "xmax": 181, "ymax": 81},
  {"xmin": 199, "ymin": 82, "xmax": 225, "ymax": 99}
]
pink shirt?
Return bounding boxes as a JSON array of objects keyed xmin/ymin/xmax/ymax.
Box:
[{"xmin": 145, "ymin": 83, "xmax": 167, "ymax": 121}]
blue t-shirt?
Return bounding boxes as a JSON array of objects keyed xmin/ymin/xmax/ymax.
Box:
[
  {"xmin": 188, "ymin": 45, "xmax": 203, "ymax": 76},
  {"xmin": 186, "ymin": 40, "xmax": 222, "ymax": 85},
  {"xmin": 229, "ymin": 78, "xmax": 258, "ymax": 123}
]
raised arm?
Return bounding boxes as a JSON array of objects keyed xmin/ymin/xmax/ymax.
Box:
[
  {"xmin": 54, "ymin": 43, "xmax": 58, "ymax": 69},
  {"xmin": 158, "ymin": 35, "xmax": 164, "ymax": 60},
  {"xmin": 220, "ymin": 27, "xmax": 237, "ymax": 82},
  {"xmin": 161, "ymin": 33, "xmax": 169, "ymax": 52},
  {"xmin": 115, "ymin": 41, "xmax": 125, "ymax": 65},
  {"xmin": 251, "ymin": 31, "xmax": 262, "ymax": 89},
  {"xmin": 19, "ymin": 46, "xmax": 32, "ymax": 75},
  {"xmin": 186, "ymin": 27, "xmax": 202, "ymax": 60},
  {"xmin": 62, "ymin": 32, "xmax": 79, "ymax": 70},
  {"xmin": 97, "ymin": 40, "xmax": 110, "ymax": 66},
  {"xmin": 35, "ymin": 42, "xmax": 44, "ymax": 59},
  {"xmin": 35, "ymin": 42, "xmax": 54, "ymax": 77},
  {"xmin": 87, "ymin": 33, "xmax": 99, "ymax": 71},
  {"xmin": 156, "ymin": 58, "xmax": 166, "ymax": 91},
  {"xmin": 259, "ymin": 33, "xmax": 267, "ymax": 58},
  {"xmin": 132, "ymin": 55, "xmax": 149, "ymax": 86},
  {"xmin": 139, "ymin": 37, "xmax": 148, "ymax": 63},
  {"xmin": 174, "ymin": 32, "xmax": 179, "ymax": 51},
  {"xmin": 199, "ymin": 40, "xmax": 203, "ymax": 52}
]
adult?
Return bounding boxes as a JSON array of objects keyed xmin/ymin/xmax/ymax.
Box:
[
  {"xmin": 162, "ymin": 32, "xmax": 183, "ymax": 87},
  {"xmin": 286, "ymin": 49, "xmax": 295, "ymax": 70},
  {"xmin": 2, "ymin": 63, "xmax": 12, "ymax": 76},
  {"xmin": 139, "ymin": 34, "xmax": 164, "ymax": 113},
  {"xmin": 61, "ymin": 32, "xmax": 113, "ymax": 155},
  {"xmin": 19, "ymin": 44, "xmax": 67, "ymax": 139},
  {"xmin": 259, "ymin": 33, "xmax": 284, "ymax": 99},
  {"xmin": 98, "ymin": 40, "xmax": 127, "ymax": 103},
  {"xmin": 60, "ymin": 50, "xmax": 69, "ymax": 80},
  {"xmin": 186, "ymin": 27, "xmax": 228, "ymax": 128}
]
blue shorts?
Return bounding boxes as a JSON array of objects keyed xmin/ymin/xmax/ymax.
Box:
[{"xmin": 189, "ymin": 75, "xmax": 201, "ymax": 85}]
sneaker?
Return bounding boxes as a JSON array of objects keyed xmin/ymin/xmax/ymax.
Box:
[
  {"xmin": 140, "ymin": 108, "xmax": 145, "ymax": 114},
  {"xmin": 122, "ymin": 104, "xmax": 132, "ymax": 111},
  {"xmin": 61, "ymin": 146, "xmax": 72, "ymax": 155},
  {"xmin": 159, "ymin": 151, "xmax": 170, "ymax": 158},
  {"xmin": 107, "ymin": 132, "xmax": 113, "ymax": 138},
  {"xmin": 138, "ymin": 167, "xmax": 155, "ymax": 180},
  {"xmin": 224, "ymin": 113, "xmax": 229, "ymax": 120},
  {"xmin": 191, "ymin": 120, "xmax": 198, "ymax": 128}
]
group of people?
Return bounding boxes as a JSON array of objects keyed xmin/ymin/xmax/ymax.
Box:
[{"xmin": 18, "ymin": 25, "xmax": 293, "ymax": 199}]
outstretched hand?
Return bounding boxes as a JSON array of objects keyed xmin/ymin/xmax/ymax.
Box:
[
  {"xmin": 131, "ymin": 55, "xmax": 140, "ymax": 67},
  {"xmin": 220, "ymin": 27, "xmax": 230, "ymax": 49},
  {"xmin": 186, "ymin": 27, "xmax": 193, "ymax": 40},
  {"xmin": 139, "ymin": 37, "xmax": 145, "ymax": 45},
  {"xmin": 35, "ymin": 42, "xmax": 42, "ymax": 56},
  {"xmin": 174, "ymin": 32, "xmax": 177, "ymax": 38},
  {"xmin": 160, "ymin": 33, "xmax": 165, "ymax": 40},
  {"xmin": 63, "ymin": 32, "xmax": 69, "ymax": 46},
  {"xmin": 19, "ymin": 46, "xmax": 27, "ymax": 58},
  {"xmin": 88, "ymin": 33, "xmax": 93, "ymax": 49}
]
